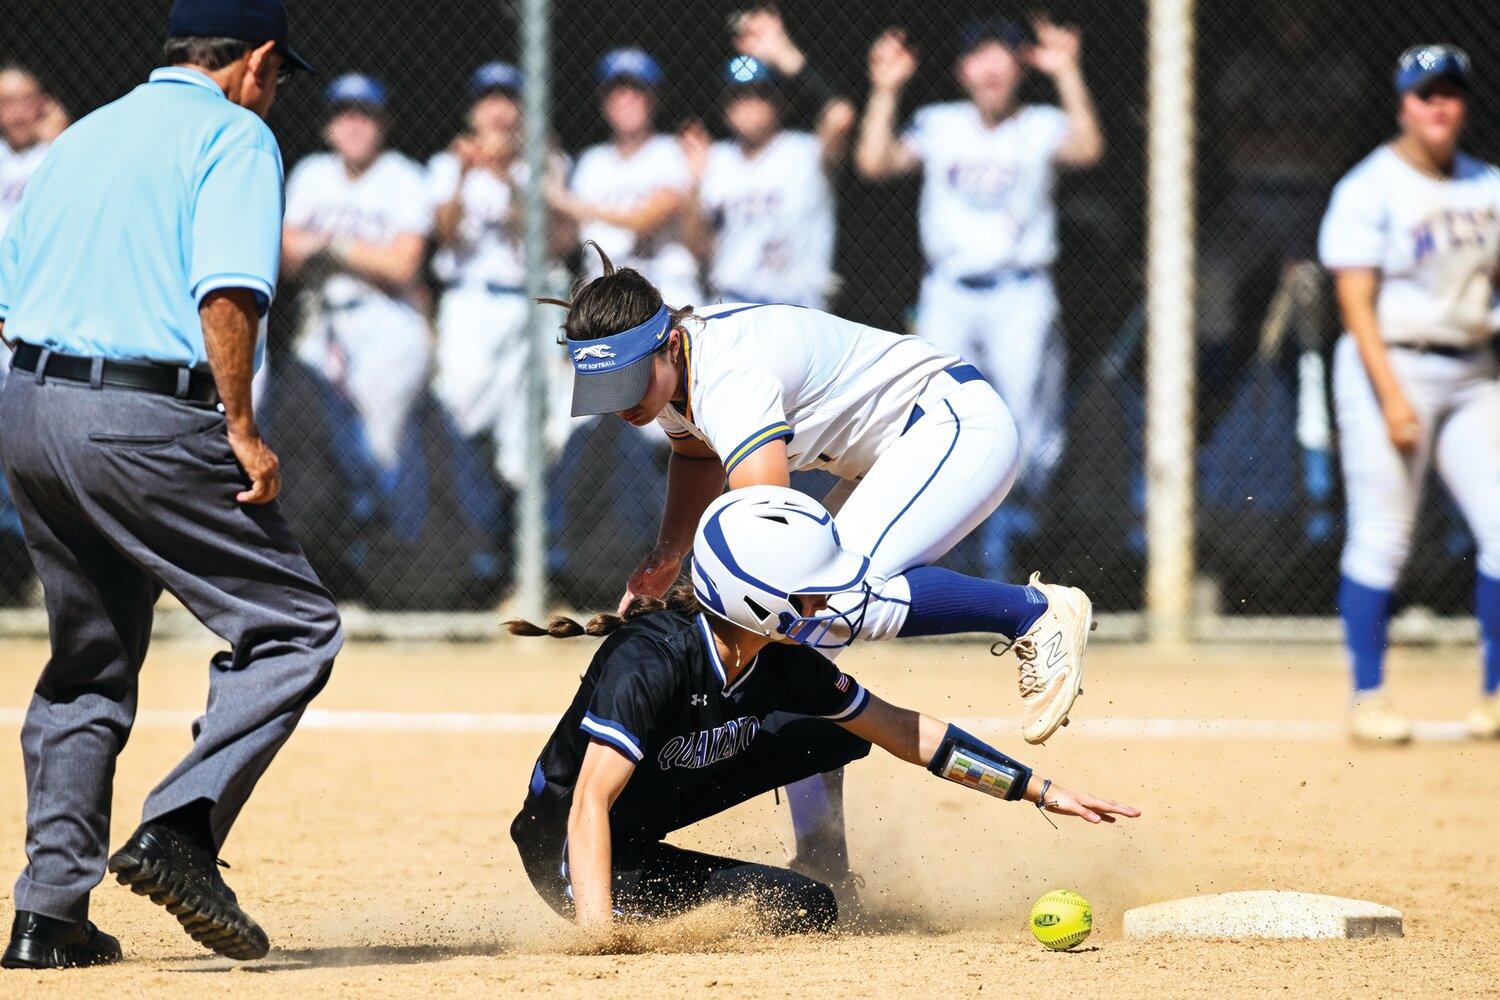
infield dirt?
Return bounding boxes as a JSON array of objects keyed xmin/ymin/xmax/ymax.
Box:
[{"xmin": 0, "ymin": 636, "xmax": 1496, "ymax": 999}]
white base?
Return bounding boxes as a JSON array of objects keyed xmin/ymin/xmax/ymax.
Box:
[{"xmin": 1123, "ymin": 891, "xmax": 1403, "ymax": 940}]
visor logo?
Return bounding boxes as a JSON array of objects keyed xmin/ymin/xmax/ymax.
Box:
[{"xmin": 573, "ymin": 344, "xmax": 616, "ymax": 361}]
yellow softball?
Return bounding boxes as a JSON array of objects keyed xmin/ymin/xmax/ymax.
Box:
[{"xmin": 1030, "ymin": 889, "xmax": 1093, "ymax": 950}]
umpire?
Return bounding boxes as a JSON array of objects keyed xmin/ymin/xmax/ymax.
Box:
[{"xmin": 0, "ymin": 0, "xmax": 339, "ymax": 970}]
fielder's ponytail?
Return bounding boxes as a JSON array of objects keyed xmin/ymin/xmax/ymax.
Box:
[{"xmin": 505, "ymin": 583, "xmax": 703, "ymax": 639}]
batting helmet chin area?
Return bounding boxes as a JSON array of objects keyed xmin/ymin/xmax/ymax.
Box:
[{"xmin": 691, "ymin": 486, "xmax": 871, "ymax": 644}]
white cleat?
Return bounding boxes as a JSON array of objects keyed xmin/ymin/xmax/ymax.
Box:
[
  {"xmin": 1466, "ymin": 693, "xmax": 1500, "ymax": 740},
  {"xmin": 1009, "ymin": 572, "xmax": 1094, "ymax": 745},
  {"xmin": 1349, "ymin": 692, "xmax": 1413, "ymax": 745}
]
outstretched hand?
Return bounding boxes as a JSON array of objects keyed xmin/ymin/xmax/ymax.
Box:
[
  {"xmin": 1024, "ymin": 18, "xmax": 1083, "ymax": 76},
  {"xmin": 618, "ymin": 544, "xmax": 686, "ymax": 614},
  {"xmin": 868, "ymin": 29, "xmax": 918, "ymax": 93},
  {"xmin": 1035, "ymin": 783, "xmax": 1140, "ymax": 824}
]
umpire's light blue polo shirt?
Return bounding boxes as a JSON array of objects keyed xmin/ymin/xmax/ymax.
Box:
[{"xmin": 0, "ymin": 67, "xmax": 282, "ymax": 369}]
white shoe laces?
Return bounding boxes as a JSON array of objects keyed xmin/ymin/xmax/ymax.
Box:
[{"xmin": 1008, "ymin": 633, "xmax": 1046, "ymax": 698}]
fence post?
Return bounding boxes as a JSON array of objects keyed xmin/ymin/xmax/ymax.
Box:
[
  {"xmin": 1145, "ymin": 0, "xmax": 1197, "ymax": 642},
  {"xmin": 516, "ymin": 0, "xmax": 553, "ymax": 622}
]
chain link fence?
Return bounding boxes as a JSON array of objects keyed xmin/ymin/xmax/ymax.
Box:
[{"xmin": 1, "ymin": 0, "xmax": 1496, "ymax": 634}]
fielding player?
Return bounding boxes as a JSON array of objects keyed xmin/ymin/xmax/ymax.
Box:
[
  {"xmin": 1318, "ymin": 45, "xmax": 1500, "ymax": 743},
  {"xmin": 0, "ymin": 0, "xmax": 338, "ymax": 968},
  {"xmin": 854, "ymin": 16, "xmax": 1103, "ymax": 574},
  {"xmin": 510, "ymin": 486, "xmax": 1138, "ymax": 933},
  {"xmin": 547, "ymin": 245, "xmax": 1096, "ymax": 884},
  {"xmin": 281, "ymin": 73, "xmax": 431, "ymax": 472},
  {"xmin": 548, "ymin": 47, "xmax": 703, "ymax": 307}
]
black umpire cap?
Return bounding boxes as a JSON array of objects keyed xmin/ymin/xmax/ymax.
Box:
[{"xmin": 168, "ymin": 0, "xmax": 316, "ymax": 74}]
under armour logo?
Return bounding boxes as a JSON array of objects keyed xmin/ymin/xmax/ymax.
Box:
[
  {"xmin": 573, "ymin": 344, "xmax": 615, "ymax": 361},
  {"xmin": 690, "ymin": 694, "xmax": 709, "ymax": 706}
]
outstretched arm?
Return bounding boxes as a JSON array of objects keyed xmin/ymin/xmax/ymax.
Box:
[
  {"xmin": 840, "ymin": 693, "xmax": 1140, "ymax": 824},
  {"xmin": 855, "ymin": 29, "xmax": 922, "ymax": 180},
  {"xmin": 619, "ymin": 435, "xmax": 726, "ymax": 612},
  {"xmin": 566, "ymin": 740, "xmax": 637, "ymax": 930},
  {"xmin": 1028, "ymin": 18, "xmax": 1104, "ymax": 169}
]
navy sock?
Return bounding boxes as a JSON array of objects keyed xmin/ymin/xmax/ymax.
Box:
[
  {"xmin": 1339, "ymin": 576, "xmax": 1393, "ymax": 694},
  {"xmin": 1478, "ymin": 574, "xmax": 1500, "ymax": 695},
  {"xmin": 897, "ymin": 566, "xmax": 1049, "ymax": 640}
]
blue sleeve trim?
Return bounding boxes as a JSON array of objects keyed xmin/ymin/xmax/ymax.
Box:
[
  {"xmin": 822, "ymin": 683, "xmax": 870, "ymax": 722},
  {"xmin": 580, "ymin": 712, "xmax": 645, "ymax": 762},
  {"xmin": 723, "ymin": 422, "xmax": 794, "ymax": 474},
  {"xmin": 194, "ymin": 273, "xmax": 275, "ymax": 314}
]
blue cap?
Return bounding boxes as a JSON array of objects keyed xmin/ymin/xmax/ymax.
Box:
[
  {"xmin": 324, "ymin": 73, "xmax": 386, "ymax": 108},
  {"xmin": 469, "ymin": 61, "xmax": 524, "ymax": 96},
  {"xmin": 1395, "ymin": 44, "xmax": 1471, "ymax": 94},
  {"xmin": 957, "ymin": 16, "xmax": 1027, "ymax": 55},
  {"xmin": 596, "ymin": 48, "xmax": 663, "ymax": 88},
  {"xmin": 567, "ymin": 303, "xmax": 672, "ymax": 416},
  {"xmin": 724, "ymin": 55, "xmax": 777, "ymax": 88},
  {"xmin": 167, "ymin": 0, "xmax": 314, "ymax": 73}
]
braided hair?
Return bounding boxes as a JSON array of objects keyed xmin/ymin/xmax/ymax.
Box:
[{"xmin": 505, "ymin": 582, "xmax": 703, "ymax": 638}]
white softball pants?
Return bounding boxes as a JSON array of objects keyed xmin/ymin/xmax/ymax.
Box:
[
  {"xmin": 1334, "ymin": 334, "xmax": 1500, "ymax": 589},
  {"xmin": 821, "ymin": 375, "xmax": 1022, "ymax": 647},
  {"xmin": 916, "ymin": 271, "xmax": 1065, "ymax": 494}
]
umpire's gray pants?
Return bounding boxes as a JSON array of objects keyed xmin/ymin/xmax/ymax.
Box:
[{"xmin": 0, "ymin": 373, "xmax": 342, "ymax": 923}]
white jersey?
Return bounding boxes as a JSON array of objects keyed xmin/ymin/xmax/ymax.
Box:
[
  {"xmin": 1319, "ymin": 145, "xmax": 1500, "ymax": 347},
  {"xmin": 284, "ymin": 150, "xmax": 431, "ymax": 309},
  {"xmin": 425, "ymin": 151, "xmax": 526, "ymax": 290},
  {"xmin": 571, "ymin": 135, "xmax": 700, "ymax": 300},
  {"xmin": 902, "ymin": 102, "xmax": 1068, "ymax": 278},
  {"xmin": 656, "ymin": 303, "xmax": 960, "ymax": 479},
  {"xmin": 0, "ymin": 139, "xmax": 49, "ymax": 239},
  {"xmin": 699, "ymin": 131, "xmax": 834, "ymax": 308}
]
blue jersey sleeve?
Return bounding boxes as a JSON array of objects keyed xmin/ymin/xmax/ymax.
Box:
[{"xmin": 189, "ymin": 129, "xmax": 284, "ymax": 313}]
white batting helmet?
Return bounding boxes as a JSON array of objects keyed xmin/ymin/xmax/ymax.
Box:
[{"xmin": 691, "ymin": 486, "xmax": 871, "ymax": 644}]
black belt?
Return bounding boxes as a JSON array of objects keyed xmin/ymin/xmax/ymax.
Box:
[
  {"xmin": 954, "ymin": 267, "xmax": 1043, "ymax": 291},
  {"xmin": 11, "ymin": 343, "xmax": 221, "ymax": 405},
  {"xmin": 1388, "ymin": 341, "xmax": 1480, "ymax": 359},
  {"xmin": 445, "ymin": 281, "xmax": 524, "ymax": 296}
]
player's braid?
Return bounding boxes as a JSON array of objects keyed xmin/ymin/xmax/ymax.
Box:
[{"xmin": 503, "ymin": 583, "xmax": 702, "ymax": 639}]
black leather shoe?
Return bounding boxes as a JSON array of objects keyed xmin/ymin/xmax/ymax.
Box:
[
  {"xmin": 107, "ymin": 823, "xmax": 269, "ymax": 961},
  {"xmin": 1, "ymin": 911, "xmax": 122, "ymax": 969}
]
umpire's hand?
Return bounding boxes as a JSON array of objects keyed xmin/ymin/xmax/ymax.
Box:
[{"xmin": 228, "ymin": 427, "xmax": 282, "ymax": 504}]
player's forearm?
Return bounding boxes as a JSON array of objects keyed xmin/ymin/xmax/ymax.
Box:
[
  {"xmin": 433, "ymin": 198, "xmax": 466, "ymax": 248},
  {"xmin": 199, "ymin": 289, "xmax": 261, "ymax": 435},
  {"xmin": 658, "ymin": 452, "xmax": 727, "ymax": 555},
  {"xmin": 855, "ymin": 89, "xmax": 905, "ymax": 179},
  {"xmin": 678, "ymin": 198, "xmax": 713, "ymax": 262},
  {"xmin": 1052, "ymin": 66, "xmax": 1104, "ymax": 167},
  {"xmin": 1336, "ymin": 271, "xmax": 1406, "ymax": 406},
  {"xmin": 585, "ymin": 195, "xmax": 683, "ymax": 237},
  {"xmin": 337, "ymin": 235, "xmax": 425, "ymax": 292},
  {"xmin": 566, "ymin": 796, "xmax": 615, "ymax": 929},
  {"xmin": 839, "ymin": 695, "xmax": 945, "ymax": 766}
]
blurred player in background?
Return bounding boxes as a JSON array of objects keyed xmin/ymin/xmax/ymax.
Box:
[
  {"xmin": 855, "ymin": 17, "xmax": 1103, "ymax": 578},
  {"xmin": 0, "ymin": 66, "xmax": 69, "ymax": 383},
  {"xmin": 282, "ymin": 73, "xmax": 431, "ymax": 474},
  {"xmin": 679, "ymin": 8, "xmax": 854, "ymax": 308},
  {"xmin": 509, "ymin": 486, "xmax": 1137, "ymax": 934},
  {"xmin": 549, "ymin": 246, "xmax": 1097, "ymax": 885},
  {"xmin": 548, "ymin": 47, "xmax": 702, "ymax": 307},
  {"xmin": 1318, "ymin": 45, "xmax": 1500, "ymax": 743},
  {"xmin": 429, "ymin": 62, "xmax": 574, "ymax": 488}
]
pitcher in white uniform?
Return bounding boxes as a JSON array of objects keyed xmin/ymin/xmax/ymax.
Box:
[
  {"xmin": 1318, "ymin": 45, "xmax": 1500, "ymax": 744},
  {"xmin": 547, "ymin": 48, "xmax": 702, "ymax": 307},
  {"xmin": 855, "ymin": 17, "xmax": 1103, "ymax": 574},
  {"xmin": 545, "ymin": 245, "xmax": 1096, "ymax": 884},
  {"xmin": 281, "ymin": 74, "xmax": 430, "ymax": 473},
  {"xmin": 429, "ymin": 63, "xmax": 574, "ymax": 488},
  {"xmin": 679, "ymin": 17, "xmax": 855, "ymax": 308}
]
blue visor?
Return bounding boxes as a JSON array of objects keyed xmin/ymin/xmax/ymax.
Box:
[
  {"xmin": 1396, "ymin": 44, "xmax": 1471, "ymax": 94},
  {"xmin": 567, "ymin": 304, "xmax": 672, "ymax": 416},
  {"xmin": 958, "ymin": 17, "xmax": 1027, "ymax": 54},
  {"xmin": 597, "ymin": 48, "xmax": 663, "ymax": 87}
]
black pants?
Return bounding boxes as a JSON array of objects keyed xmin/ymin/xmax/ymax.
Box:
[{"xmin": 514, "ymin": 713, "xmax": 871, "ymax": 934}]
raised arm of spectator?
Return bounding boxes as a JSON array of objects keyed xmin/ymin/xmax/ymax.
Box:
[
  {"xmin": 855, "ymin": 29, "xmax": 922, "ymax": 180},
  {"xmin": 735, "ymin": 4, "xmax": 856, "ymax": 166},
  {"xmin": 1027, "ymin": 18, "xmax": 1104, "ymax": 168},
  {"xmin": 676, "ymin": 120, "xmax": 715, "ymax": 263}
]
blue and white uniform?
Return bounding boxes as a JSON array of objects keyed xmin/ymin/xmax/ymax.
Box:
[
  {"xmin": 902, "ymin": 102, "xmax": 1070, "ymax": 492},
  {"xmin": 656, "ymin": 303, "xmax": 1021, "ymax": 643},
  {"xmin": 1319, "ymin": 143, "xmax": 1500, "ymax": 692},
  {"xmin": 284, "ymin": 149, "xmax": 431, "ymax": 468},
  {"xmin": 698, "ymin": 131, "xmax": 835, "ymax": 309}
]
